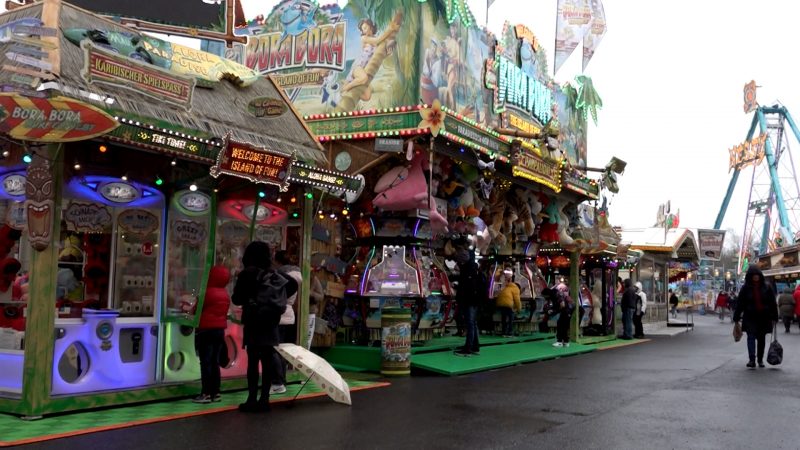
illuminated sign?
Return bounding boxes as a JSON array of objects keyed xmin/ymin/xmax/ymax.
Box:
[
  {"xmin": 488, "ymin": 56, "xmax": 552, "ymax": 126},
  {"xmin": 245, "ymin": 22, "xmax": 346, "ymax": 75},
  {"xmin": 0, "ymin": 93, "xmax": 119, "ymax": 142},
  {"xmin": 99, "ymin": 182, "xmax": 140, "ymax": 204},
  {"xmin": 106, "ymin": 123, "xmax": 217, "ymax": 162},
  {"xmin": 64, "ymin": 201, "xmax": 112, "ymax": 233},
  {"xmin": 512, "ymin": 152, "xmax": 561, "ymax": 192},
  {"xmin": 508, "ymin": 112, "xmax": 541, "ymax": 136},
  {"xmin": 118, "ymin": 209, "xmax": 159, "ymax": 235},
  {"xmin": 729, "ymin": 133, "xmax": 767, "ymax": 171},
  {"xmin": 210, "ymin": 137, "xmax": 295, "ymax": 191},
  {"xmin": 288, "ymin": 162, "xmax": 362, "ymax": 193},
  {"xmin": 1, "ymin": 173, "xmax": 25, "ymax": 197},
  {"xmin": 171, "ymin": 219, "xmax": 207, "ymax": 247},
  {"xmin": 81, "ymin": 41, "xmax": 195, "ymax": 110},
  {"xmin": 443, "ymin": 115, "xmax": 508, "ymax": 155},
  {"xmin": 177, "ymin": 191, "xmax": 211, "ymax": 214}
]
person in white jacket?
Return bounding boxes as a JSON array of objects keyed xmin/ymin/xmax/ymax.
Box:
[
  {"xmin": 269, "ymin": 250, "xmax": 302, "ymax": 395},
  {"xmin": 633, "ymin": 281, "xmax": 647, "ymax": 338}
]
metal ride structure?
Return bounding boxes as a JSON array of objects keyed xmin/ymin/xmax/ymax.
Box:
[{"xmin": 715, "ymin": 84, "xmax": 800, "ymax": 271}]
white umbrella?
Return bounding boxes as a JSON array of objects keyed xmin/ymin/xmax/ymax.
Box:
[{"xmin": 275, "ymin": 343, "xmax": 352, "ymax": 406}]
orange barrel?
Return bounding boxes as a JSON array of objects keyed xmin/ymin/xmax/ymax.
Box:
[{"xmin": 380, "ymin": 308, "xmax": 411, "ymax": 376}]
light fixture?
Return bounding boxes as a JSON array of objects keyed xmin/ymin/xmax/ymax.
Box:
[
  {"xmin": 99, "ymin": 144, "xmax": 107, "ymax": 153},
  {"xmin": 290, "ymin": 197, "xmax": 296, "ymax": 203},
  {"xmin": 189, "ymin": 184, "xmax": 198, "ymax": 192},
  {"xmin": 276, "ymin": 197, "xmax": 282, "ymax": 203},
  {"xmin": 121, "ymin": 174, "xmax": 128, "ymax": 181},
  {"xmin": 292, "ymin": 212, "xmax": 299, "ymax": 218},
  {"xmin": 342, "ymin": 209, "xmax": 348, "ymax": 216},
  {"xmin": 171, "ymin": 159, "xmax": 177, "ymax": 166},
  {"xmin": 22, "ymin": 153, "xmax": 32, "ymax": 164},
  {"xmin": 1, "ymin": 150, "xmax": 8, "ymax": 158},
  {"xmin": 318, "ymin": 213, "xmax": 324, "ymax": 219},
  {"xmin": 155, "ymin": 175, "xmax": 163, "ymax": 186},
  {"xmin": 73, "ymin": 161, "xmax": 81, "ymax": 170},
  {"xmin": 329, "ymin": 213, "xmax": 336, "ymax": 219},
  {"xmin": 305, "ymin": 192, "xmax": 313, "ymax": 199},
  {"xmin": 258, "ymin": 191, "xmax": 266, "ymax": 198}
]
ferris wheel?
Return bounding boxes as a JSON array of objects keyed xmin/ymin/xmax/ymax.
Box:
[{"xmin": 714, "ymin": 81, "xmax": 800, "ymax": 271}]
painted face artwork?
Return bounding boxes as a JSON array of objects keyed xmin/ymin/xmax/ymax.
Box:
[{"xmin": 24, "ymin": 153, "xmax": 54, "ymax": 251}]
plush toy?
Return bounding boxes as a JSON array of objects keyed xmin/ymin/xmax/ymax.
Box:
[
  {"xmin": 56, "ymin": 268, "xmax": 80, "ymax": 299},
  {"xmin": 538, "ymin": 222, "xmax": 559, "ymax": 244},
  {"xmin": 524, "ymin": 191, "xmax": 543, "ymax": 225},
  {"xmin": 59, "ymin": 234, "xmax": 83, "ymax": 262},
  {"xmin": 486, "ymin": 188, "xmax": 508, "ymax": 247},
  {"xmin": 0, "ymin": 225, "xmax": 22, "ymax": 260},
  {"xmin": 507, "ymin": 187, "xmax": 535, "ymax": 237},
  {"xmin": 556, "ymin": 200, "xmax": 575, "ymax": 247},
  {"xmin": 83, "ymin": 234, "xmax": 111, "ymax": 299}
]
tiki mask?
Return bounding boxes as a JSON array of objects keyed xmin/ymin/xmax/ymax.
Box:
[{"xmin": 24, "ymin": 154, "xmax": 54, "ymax": 251}]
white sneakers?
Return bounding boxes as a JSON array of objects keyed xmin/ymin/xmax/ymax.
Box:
[
  {"xmin": 552, "ymin": 341, "xmax": 570, "ymax": 347},
  {"xmin": 269, "ymin": 384, "xmax": 287, "ymax": 395}
]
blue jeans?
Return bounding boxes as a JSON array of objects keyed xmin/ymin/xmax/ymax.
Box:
[
  {"xmin": 464, "ymin": 305, "xmax": 480, "ymax": 352},
  {"xmin": 622, "ymin": 307, "xmax": 634, "ymax": 339},
  {"xmin": 195, "ymin": 328, "xmax": 224, "ymax": 396}
]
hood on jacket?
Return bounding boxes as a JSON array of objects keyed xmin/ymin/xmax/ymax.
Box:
[
  {"xmin": 207, "ymin": 265, "xmax": 231, "ymax": 288},
  {"xmin": 634, "ymin": 281, "xmax": 643, "ymax": 292},
  {"xmin": 242, "ymin": 241, "xmax": 271, "ymax": 270},
  {"xmin": 744, "ymin": 266, "xmax": 764, "ymax": 287}
]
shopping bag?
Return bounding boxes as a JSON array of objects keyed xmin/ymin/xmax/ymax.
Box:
[
  {"xmin": 767, "ymin": 325, "xmax": 783, "ymax": 365},
  {"xmin": 732, "ymin": 322, "xmax": 742, "ymax": 342}
]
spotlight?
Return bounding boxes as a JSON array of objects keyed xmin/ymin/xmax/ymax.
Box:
[
  {"xmin": 277, "ymin": 197, "xmax": 282, "ymax": 203},
  {"xmin": 342, "ymin": 209, "xmax": 349, "ymax": 216},
  {"xmin": 73, "ymin": 162, "xmax": 81, "ymax": 170},
  {"xmin": 189, "ymin": 184, "xmax": 198, "ymax": 192},
  {"xmin": 305, "ymin": 192, "xmax": 313, "ymax": 199},
  {"xmin": 121, "ymin": 174, "xmax": 128, "ymax": 181},
  {"xmin": 258, "ymin": 191, "xmax": 266, "ymax": 198},
  {"xmin": 1, "ymin": 150, "xmax": 9, "ymax": 158},
  {"xmin": 155, "ymin": 176, "xmax": 163, "ymax": 186},
  {"xmin": 99, "ymin": 144, "xmax": 107, "ymax": 153},
  {"xmin": 291, "ymin": 212, "xmax": 299, "ymax": 218},
  {"xmin": 22, "ymin": 153, "xmax": 32, "ymax": 164},
  {"xmin": 171, "ymin": 159, "xmax": 177, "ymax": 166},
  {"xmin": 290, "ymin": 197, "xmax": 297, "ymax": 203}
]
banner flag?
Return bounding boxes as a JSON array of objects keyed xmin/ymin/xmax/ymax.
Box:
[
  {"xmin": 554, "ymin": 0, "xmax": 592, "ymax": 74},
  {"xmin": 582, "ymin": 0, "xmax": 606, "ymax": 71}
]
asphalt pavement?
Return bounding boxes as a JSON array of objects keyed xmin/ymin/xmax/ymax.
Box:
[{"xmin": 21, "ymin": 314, "xmax": 800, "ymax": 450}]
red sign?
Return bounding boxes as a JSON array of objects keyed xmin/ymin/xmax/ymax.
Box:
[
  {"xmin": 210, "ymin": 136, "xmax": 295, "ymax": 191},
  {"xmin": 0, "ymin": 93, "xmax": 119, "ymax": 142}
]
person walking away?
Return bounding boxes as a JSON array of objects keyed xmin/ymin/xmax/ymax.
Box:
[
  {"xmin": 727, "ymin": 290, "xmax": 737, "ymax": 323},
  {"xmin": 619, "ymin": 279, "xmax": 637, "ymax": 340},
  {"xmin": 669, "ymin": 289, "xmax": 679, "ymax": 319},
  {"xmin": 777, "ymin": 288, "xmax": 795, "ymax": 333},
  {"xmin": 232, "ymin": 241, "xmax": 297, "ymax": 412},
  {"xmin": 269, "ymin": 250, "xmax": 302, "ymax": 395},
  {"xmin": 733, "ymin": 266, "xmax": 778, "ymax": 368},
  {"xmin": 715, "ymin": 290, "xmax": 729, "ymax": 321},
  {"xmin": 793, "ymin": 283, "xmax": 800, "ymax": 332},
  {"xmin": 192, "ymin": 265, "xmax": 231, "ymax": 404},
  {"xmin": 495, "ymin": 270, "xmax": 521, "ymax": 338},
  {"xmin": 553, "ymin": 283, "xmax": 574, "ymax": 347},
  {"xmin": 633, "ymin": 281, "xmax": 647, "ymax": 338},
  {"xmin": 454, "ymin": 253, "xmax": 485, "ymax": 356}
]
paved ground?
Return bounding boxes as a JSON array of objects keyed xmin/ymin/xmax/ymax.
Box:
[{"xmin": 22, "ymin": 314, "xmax": 800, "ymax": 450}]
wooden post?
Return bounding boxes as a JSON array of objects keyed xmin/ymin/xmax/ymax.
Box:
[
  {"xmin": 297, "ymin": 189, "xmax": 314, "ymax": 348},
  {"xmin": 20, "ymin": 144, "xmax": 63, "ymax": 418},
  {"xmin": 569, "ymin": 250, "xmax": 581, "ymax": 342}
]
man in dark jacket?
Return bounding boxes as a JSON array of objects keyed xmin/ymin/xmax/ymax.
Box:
[
  {"xmin": 232, "ymin": 241, "xmax": 297, "ymax": 412},
  {"xmin": 454, "ymin": 253, "xmax": 486, "ymax": 356},
  {"xmin": 619, "ymin": 279, "xmax": 637, "ymax": 340},
  {"xmin": 734, "ymin": 266, "xmax": 778, "ymax": 368}
]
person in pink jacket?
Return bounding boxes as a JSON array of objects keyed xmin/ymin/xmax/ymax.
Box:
[
  {"xmin": 192, "ymin": 265, "xmax": 231, "ymax": 404},
  {"xmin": 793, "ymin": 284, "xmax": 800, "ymax": 331}
]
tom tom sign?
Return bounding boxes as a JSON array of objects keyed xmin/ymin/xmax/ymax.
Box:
[
  {"xmin": 0, "ymin": 93, "xmax": 118, "ymax": 142},
  {"xmin": 210, "ymin": 135, "xmax": 295, "ymax": 191}
]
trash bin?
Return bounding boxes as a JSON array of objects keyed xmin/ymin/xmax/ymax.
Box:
[{"xmin": 380, "ymin": 307, "xmax": 411, "ymax": 376}]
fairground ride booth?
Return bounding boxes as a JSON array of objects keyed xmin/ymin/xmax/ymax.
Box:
[
  {"xmin": 0, "ymin": 1, "xmax": 358, "ymax": 419},
  {"xmin": 618, "ymin": 227, "xmax": 701, "ymax": 324},
  {"xmin": 754, "ymin": 244, "xmax": 800, "ymax": 292},
  {"xmin": 231, "ymin": 0, "xmax": 614, "ymax": 354}
]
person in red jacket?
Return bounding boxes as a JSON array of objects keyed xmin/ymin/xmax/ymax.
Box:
[
  {"xmin": 793, "ymin": 284, "xmax": 800, "ymax": 331},
  {"xmin": 192, "ymin": 265, "xmax": 231, "ymax": 404}
]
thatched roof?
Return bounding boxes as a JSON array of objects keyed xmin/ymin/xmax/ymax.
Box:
[{"xmin": 0, "ymin": 2, "xmax": 326, "ymax": 165}]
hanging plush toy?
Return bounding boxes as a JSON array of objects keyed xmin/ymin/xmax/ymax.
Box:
[{"xmin": 0, "ymin": 225, "xmax": 22, "ymax": 260}]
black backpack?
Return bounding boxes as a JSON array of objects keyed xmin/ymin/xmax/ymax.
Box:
[{"xmin": 249, "ymin": 270, "xmax": 289, "ymax": 325}]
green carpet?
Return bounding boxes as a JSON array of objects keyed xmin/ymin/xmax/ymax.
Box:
[
  {"xmin": 410, "ymin": 340, "xmax": 595, "ymax": 376},
  {"xmin": 411, "ymin": 332, "xmax": 553, "ymax": 354},
  {"xmin": 578, "ymin": 335, "xmax": 618, "ymax": 345},
  {"xmin": 0, "ymin": 376, "xmax": 389, "ymax": 447}
]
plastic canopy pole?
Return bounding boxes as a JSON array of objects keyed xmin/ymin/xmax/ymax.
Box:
[{"xmin": 714, "ymin": 113, "xmax": 759, "ymax": 229}]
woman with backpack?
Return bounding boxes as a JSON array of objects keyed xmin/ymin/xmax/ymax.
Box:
[
  {"xmin": 733, "ymin": 266, "xmax": 778, "ymax": 368},
  {"xmin": 232, "ymin": 241, "xmax": 297, "ymax": 412}
]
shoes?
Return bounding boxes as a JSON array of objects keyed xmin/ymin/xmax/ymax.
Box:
[
  {"xmin": 618, "ymin": 336, "xmax": 633, "ymax": 340},
  {"xmin": 553, "ymin": 342, "xmax": 563, "ymax": 347},
  {"xmin": 239, "ymin": 400, "xmax": 270, "ymax": 412},
  {"xmin": 564, "ymin": 342, "xmax": 570, "ymax": 347},
  {"xmin": 502, "ymin": 335, "xmax": 513, "ymax": 338},
  {"xmin": 746, "ymin": 361, "xmax": 756, "ymax": 368},
  {"xmin": 454, "ymin": 350, "xmax": 471, "ymax": 357},
  {"xmin": 192, "ymin": 394, "xmax": 212, "ymax": 404},
  {"xmin": 633, "ymin": 334, "xmax": 644, "ymax": 339},
  {"xmin": 269, "ymin": 384, "xmax": 287, "ymax": 395},
  {"xmin": 212, "ymin": 394, "xmax": 221, "ymax": 403},
  {"xmin": 470, "ymin": 349, "xmax": 480, "ymax": 355},
  {"xmin": 758, "ymin": 361, "xmax": 765, "ymax": 368}
]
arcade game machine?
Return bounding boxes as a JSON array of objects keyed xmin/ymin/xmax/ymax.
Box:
[
  {"xmin": 486, "ymin": 240, "xmax": 544, "ymax": 335},
  {"xmin": 0, "ymin": 166, "xmax": 28, "ymax": 394},
  {"xmin": 52, "ymin": 175, "xmax": 165, "ymax": 395}
]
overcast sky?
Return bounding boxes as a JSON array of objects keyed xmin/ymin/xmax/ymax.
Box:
[{"xmin": 7, "ymin": 0, "xmax": 800, "ymax": 243}]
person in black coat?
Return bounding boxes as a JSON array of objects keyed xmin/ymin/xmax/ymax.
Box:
[
  {"xmin": 232, "ymin": 241, "xmax": 297, "ymax": 412},
  {"xmin": 733, "ymin": 266, "xmax": 778, "ymax": 368},
  {"xmin": 619, "ymin": 279, "xmax": 637, "ymax": 340},
  {"xmin": 454, "ymin": 253, "xmax": 486, "ymax": 356}
]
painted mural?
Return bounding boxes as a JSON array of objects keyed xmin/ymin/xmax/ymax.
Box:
[
  {"xmin": 233, "ymin": 1, "xmax": 565, "ymax": 135},
  {"xmin": 555, "ymin": 85, "xmax": 588, "ymax": 166}
]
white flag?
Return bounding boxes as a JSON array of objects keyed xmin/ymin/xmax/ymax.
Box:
[
  {"xmin": 488, "ymin": 0, "xmax": 496, "ymax": 7},
  {"xmin": 582, "ymin": 0, "xmax": 607, "ymax": 71},
  {"xmin": 554, "ymin": 0, "xmax": 592, "ymax": 74}
]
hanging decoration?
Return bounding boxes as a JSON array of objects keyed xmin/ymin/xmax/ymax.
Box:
[
  {"xmin": 417, "ymin": 0, "xmax": 476, "ymax": 27},
  {"xmin": 418, "ymin": 99, "xmax": 445, "ymax": 137},
  {"xmin": 575, "ymin": 75, "xmax": 602, "ymax": 125}
]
